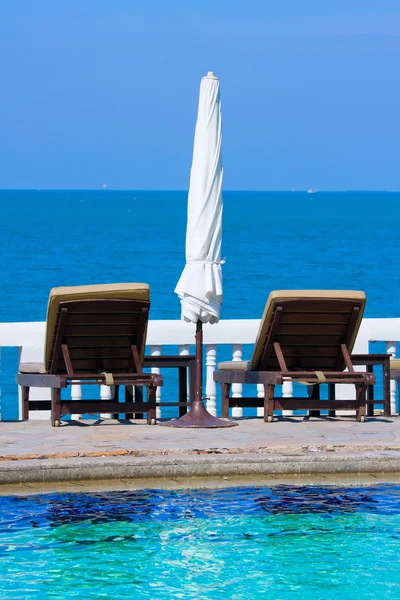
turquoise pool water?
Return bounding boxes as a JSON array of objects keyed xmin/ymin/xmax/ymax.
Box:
[{"xmin": 1, "ymin": 485, "xmax": 400, "ymax": 599}]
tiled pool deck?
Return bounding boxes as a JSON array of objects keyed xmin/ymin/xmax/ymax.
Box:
[{"xmin": 1, "ymin": 416, "xmax": 400, "ymax": 489}]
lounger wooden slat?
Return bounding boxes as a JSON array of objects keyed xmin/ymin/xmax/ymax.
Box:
[
  {"xmin": 276, "ymin": 346, "xmax": 340, "ymax": 357},
  {"xmin": 61, "ymin": 336, "xmax": 136, "ymax": 347},
  {"xmin": 63, "ymin": 325, "xmax": 143, "ymax": 336},
  {"xmin": 62, "ymin": 348, "xmax": 134, "ymax": 359},
  {"xmin": 214, "ymin": 290, "xmax": 375, "ymax": 422},
  {"xmin": 274, "ymin": 335, "xmax": 344, "ymax": 346},
  {"xmin": 277, "ymin": 300, "xmax": 356, "ymax": 313},
  {"xmin": 263, "ymin": 357, "xmax": 338, "ymax": 369},
  {"xmin": 277, "ymin": 324, "xmax": 349, "ymax": 335},
  {"xmin": 59, "ymin": 300, "xmax": 141, "ymax": 313},
  {"xmin": 280, "ymin": 313, "xmax": 351, "ymax": 324},
  {"xmin": 66, "ymin": 313, "xmax": 142, "ymax": 325},
  {"xmin": 55, "ymin": 358, "xmax": 142, "ymax": 372},
  {"xmin": 16, "ymin": 283, "xmax": 162, "ymax": 427}
]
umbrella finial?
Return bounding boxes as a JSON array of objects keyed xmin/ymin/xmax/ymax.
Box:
[{"xmin": 205, "ymin": 71, "xmax": 218, "ymax": 79}]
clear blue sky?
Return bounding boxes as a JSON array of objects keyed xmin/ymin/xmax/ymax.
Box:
[{"xmin": 1, "ymin": 1, "xmax": 399, "ymax": 190}]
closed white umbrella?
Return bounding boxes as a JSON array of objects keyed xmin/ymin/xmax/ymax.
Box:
[
  {"xmin": 175, "ymin": 72, "xmax": 223, "ymax": 325},
  {"xmin": 163, "ymin": 72, "xmax": 236, "ymax": 428}
]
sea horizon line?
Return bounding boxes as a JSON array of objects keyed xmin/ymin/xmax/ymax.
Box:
[{"xmin": 0, "ymin": 188, "xmax": 399, "ymax": 194}]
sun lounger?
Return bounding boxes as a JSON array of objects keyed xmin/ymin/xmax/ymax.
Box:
[
  {"xmin": 16, "ymin": 283, "xmax": 163, "ymax": 426},
  {"xmin": 214, "ymin": 290, "xmax": 375, "ymax": 422}
]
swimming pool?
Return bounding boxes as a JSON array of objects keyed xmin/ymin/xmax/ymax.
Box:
[{"xmin": 1, "ymin": 484, "xmax": 400, "ymax": 599}]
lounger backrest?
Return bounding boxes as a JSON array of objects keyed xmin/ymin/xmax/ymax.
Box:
[
  {"xmin": 44, "ymin": 283, "xmax": 150, "ymax": 374},
  {"xmin": 250, "ymin": 290, "xmax": 366, "ymax": 372}
]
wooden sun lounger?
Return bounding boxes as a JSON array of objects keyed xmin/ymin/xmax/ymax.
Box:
[
  {"xmin": 16, "ymin": 283, "xmax": 163, "ymax": 426},
  {"xmin": 214, "ymin": 290, "xmax": 375, "ymax": 422}
]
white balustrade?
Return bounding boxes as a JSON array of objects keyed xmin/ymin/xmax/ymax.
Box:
[
  {"xmin": 1, "ymin": 317, "xmax": 399, "ymax": 420},
  {"xmin": 231, "ymin": 344, "xmax": 243, "ymax": 418},
  {"xmin": 205, "ymin": 344, "xmax": 217, "ymax": 416},
  {"xmin": 386, "ymin": 341, "xmax": 397, "ymax": 415},
  {"xmin": 150, "ymin": 345, "xmax": 162, "ymax": 419}
]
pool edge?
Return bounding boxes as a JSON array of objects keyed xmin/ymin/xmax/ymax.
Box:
[{"xmin": 1, "ymin": 451, "xmax": 400, "ymax": 489}]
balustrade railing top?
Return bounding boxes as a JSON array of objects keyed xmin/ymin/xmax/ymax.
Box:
[{"xmin": 3, "ymin": 317, "xmax": 400, "ymax": 347}]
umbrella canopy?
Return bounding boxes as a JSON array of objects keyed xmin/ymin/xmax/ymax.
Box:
[{"xmin": 175, "ymin": 72, "xmax": 223, "ymax": 324}]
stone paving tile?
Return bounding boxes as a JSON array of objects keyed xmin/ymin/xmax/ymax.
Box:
[{"xmin": 0, "ymin": 417, "xmax": 400, "ymax": 461}]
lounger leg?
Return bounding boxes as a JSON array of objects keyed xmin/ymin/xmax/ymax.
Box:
[
  {"xmin": 264, "ymin": 384, "xmax": 275, "ymax": 423},
  {"xmin": 22, "ymin": 386, "xmax": 30, "ymax": 421},
  {"xmin": 134, "ymin": 385, "xmax": 144, "ymax": 419},
  {"xmin": 51, "ymin": 388, "xmax": 61, "ymax": 427},
  {"xmin": 356, "ymin": 384, "xmax": 367, "ymax": 422},
  {"xmin": 367, "ymin": 365, "xmax": 374, "ymax": 417},
  {"xmin": 221, "ymin": 383, "xmax": 231, "ymax": 418},
  {"xmin": 113, "ymin": 385, "xmax": 120, "ymax": 420},
  {"xmin": 383, "ymin": 358, "xmax": 391, "ymax": 417},
  {"xmin": 309, "ymin": 385, "xmax": 321, "ymax": 418},
  {"xmin": 147, "ymin": 385, "xmax": 157, "ymax": 425},
  {"xmin": 125, "ymin": 385, "xmax": 134, "ymax": 419},
  {"xmin": 328, "ymin": 383, "xmax": 336, "ymax": 417}
]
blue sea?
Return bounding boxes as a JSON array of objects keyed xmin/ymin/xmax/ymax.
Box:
[{"xmin": 1, "ymin": 190, "xmax": 400, "ymax": 419}]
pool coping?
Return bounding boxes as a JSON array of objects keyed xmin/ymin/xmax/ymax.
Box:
[{"xmin": 2, "ymin": 449, "xmax": 400, "ymax": 487}]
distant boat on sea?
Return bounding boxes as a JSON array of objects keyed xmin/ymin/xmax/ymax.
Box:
[{"xmin": 307, "ymin": 188, "xmax": 317, "ymax": 194}]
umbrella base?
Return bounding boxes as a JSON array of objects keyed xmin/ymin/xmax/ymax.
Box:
[{"xmin": 160, "ymin": 399, "xmax": 238, "ymax": 428}]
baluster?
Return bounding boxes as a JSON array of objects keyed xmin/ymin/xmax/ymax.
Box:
[
  {"xmin": 179, "ymin": 344, "xmax": 190, "ymax": 413},
  {"xmin": 71, "ymin": 382, "xmax": 82, "ymax": 421},
  {"xmin": 256, "ymin": 384, "xmax": 264, "ymax": 417},
  {"xmin": 386, "ymin": 341, "xmax": 397, "ymax": 415},
  {"xmin": 282, "ymin": 380, "xmax": 294, "ymax": 416},
  {"xmin": 99, "ymin": 384, "xmax": 112, "ymax": 419},
  {"xmin": 150, "ymin": 345, "xmax": 162, "ymax": 419},
  {"xmin": 205, "ymin": 344, "xmax": 217, "ymax": 416},
  {"xmin": 231, "ymin": 344, "xmax": 243, "ymax": 418}
]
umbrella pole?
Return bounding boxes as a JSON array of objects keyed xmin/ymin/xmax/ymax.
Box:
[
  {"xmin": 195, "ymin": 319, "xmax": 203, "ymax": 402},
  {"xmin": 160, "ymin": 319, "xmax": 237, "ymax": 428}
]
